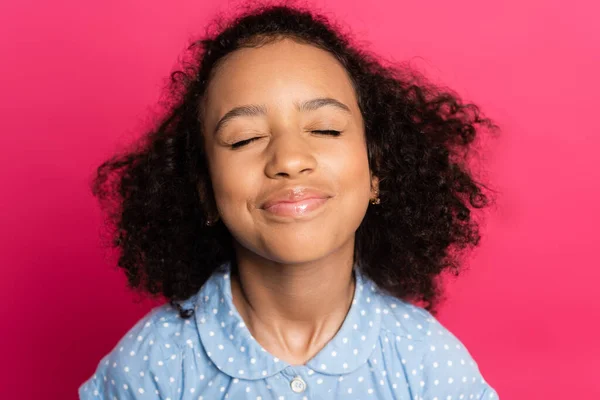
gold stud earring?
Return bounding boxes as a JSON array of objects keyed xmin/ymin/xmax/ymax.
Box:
[{"xmin": 370, "ymin": 196, "xmax": 380, "ymax": 205}]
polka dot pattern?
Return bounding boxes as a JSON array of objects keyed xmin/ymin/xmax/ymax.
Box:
[{"xmin": 78, "ymin": 262, "xmax": 499, "ymax": 399}]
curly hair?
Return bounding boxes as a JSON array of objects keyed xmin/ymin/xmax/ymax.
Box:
[{"xmin": 90, "ymin": 2, "xmax": 499, "ymax": 319}]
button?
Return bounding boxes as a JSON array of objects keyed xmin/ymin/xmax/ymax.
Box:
[{"xmin": 290, "ymin": 376, "xmax": 307, "ymax": 393}]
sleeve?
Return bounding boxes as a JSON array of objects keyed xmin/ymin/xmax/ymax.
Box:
[
  {"xmin": 78, "ymin": 376, "xmax": 101, "ymax": 399},
  {"xmin": 78, "ymin": 311, "xmax": 184, "ymax": 400},
  {"xmin": 418, "ymin": 313, "xmax": 500, "ymax": 400}
]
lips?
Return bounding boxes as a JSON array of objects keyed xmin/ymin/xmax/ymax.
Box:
[{"xmin": 260, "ymin": 187, "xmax": 332, "ymax": 218}]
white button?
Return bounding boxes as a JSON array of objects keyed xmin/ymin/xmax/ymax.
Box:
[{"xmin": 290, "ymin": 376, "xmax": 307, "ymax": 393}]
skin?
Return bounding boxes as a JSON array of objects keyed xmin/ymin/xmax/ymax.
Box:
[{"xmin": 200, "ymin": 37, "xmax": 379, "ymax": 365}]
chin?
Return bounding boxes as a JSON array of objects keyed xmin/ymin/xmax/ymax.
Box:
[
  {"xmin": 265, "ymin": 248, "xmax": 329, "ymax": 265},
  {"xmin": 227, "ymin": 213, "xmax": 361, "ymax": 265},
  {"xmin": 260, "ymin": 233, "xmax": 347, "ymax": 265}
]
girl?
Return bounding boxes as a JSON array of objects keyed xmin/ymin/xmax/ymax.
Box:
[{"xmin": 79, "ymin": 3, "xmax": 500, "ymax": 399}]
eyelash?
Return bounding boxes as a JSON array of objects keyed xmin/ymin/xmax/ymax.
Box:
[{"xmin": 230, "ymin": 130, "xmax": 342, "ymax": 149}]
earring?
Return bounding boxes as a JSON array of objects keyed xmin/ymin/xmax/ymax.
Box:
[
  {"xmin": 205, "ymin": 214, "xmax": 220, "ymax": 226},
  {"xmin": 370, "ymin": 196, "xmax": 380, "ymax": 205}
]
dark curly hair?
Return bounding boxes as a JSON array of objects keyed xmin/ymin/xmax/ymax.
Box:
[{"xmin": 91, "ymin": 1, "xmax": 499, "ymax": 320}]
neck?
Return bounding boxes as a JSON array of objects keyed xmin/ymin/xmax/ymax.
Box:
[{"xmin": 230, "ymin": 241, "xmax": 356, "ymax": 365}]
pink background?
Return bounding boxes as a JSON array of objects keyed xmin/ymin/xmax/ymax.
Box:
[{"xmin": 1, "ymin": 0, "xmax": 598, "ymax": 398}]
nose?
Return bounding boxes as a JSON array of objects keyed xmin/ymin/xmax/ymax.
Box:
[{"xmin": 264, "ymin": 133, "xmax": 317, "ymax": 179}]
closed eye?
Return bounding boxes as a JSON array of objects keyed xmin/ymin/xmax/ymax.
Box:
[
  {"xmin": 312, "ymin": 130, "xmax": 341, "ymax": 136},
  {"xmin": 230, "ymin": 130, "xmax": 341, "ymax": 149},
  {"xmin": 231, "ymin": 137, "xmax": 260, "ymax": 149}
]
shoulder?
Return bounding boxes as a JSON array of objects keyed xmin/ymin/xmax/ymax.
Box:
[
  {"xmin": 377, "ymin": 293, "xmax": 500, "ymax": 399},
  {"xmin": 377, "ymin": 291, "xmax": 437, "ymax": 341},
  {"xmin": 78, "ymin": 298, "xmax": 199, "ymax": 400},
  {"xmin": 378, "ymin": 293, "xmax": 481, "ymax": 365}
]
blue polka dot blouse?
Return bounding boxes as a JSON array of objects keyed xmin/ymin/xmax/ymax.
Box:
[{"xmin": 79, "ymin": 262, "xmax": 499, "ymax": 399}]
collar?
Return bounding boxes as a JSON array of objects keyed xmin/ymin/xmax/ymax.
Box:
[{"xmin": 194, "ymin": 262, "xmax": 382, "ymax": 380}]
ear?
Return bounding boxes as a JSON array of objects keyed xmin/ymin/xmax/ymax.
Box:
[
  {"xmin": 197, "ymin": 179, "xmax": 218, "ymax": 218},
  {"xmin": 196, "ymin": 180, "xmax": 207, "ymax": 203},
  {"xmin": 370, "ymin": 173, "xmax": 380, "ymax": 199}
]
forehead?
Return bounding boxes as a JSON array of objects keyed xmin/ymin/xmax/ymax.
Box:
[{"xmin": 203, "ymin": 38, "xmax": 359, "ymax": 118}]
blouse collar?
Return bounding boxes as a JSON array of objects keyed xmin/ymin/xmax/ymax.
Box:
[{"xmin": 193, "ymin": 261, "xmax": 382, "ymax": 380}]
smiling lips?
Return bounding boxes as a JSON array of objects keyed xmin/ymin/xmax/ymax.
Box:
[{"xmin": 260, "ymin": 187, "xmax": 332, "ymax": 217}]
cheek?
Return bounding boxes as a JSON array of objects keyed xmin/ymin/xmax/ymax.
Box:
[
  {"xmin": 328, "ymin": 141, "xmax": 372, "ymax": 201},
  {"xmin": 208, "ymin": 155, "xmax": 259, "ymax": 219}
]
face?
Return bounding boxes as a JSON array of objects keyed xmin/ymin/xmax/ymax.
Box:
[{"xmin": 201, "ymin": 38, "xmax": 378, "ymax": 264}]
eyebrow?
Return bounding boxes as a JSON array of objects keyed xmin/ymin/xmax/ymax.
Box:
[{"xmin": 212, "ymin": 97, "xmax": 352, "ymax": 135}]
